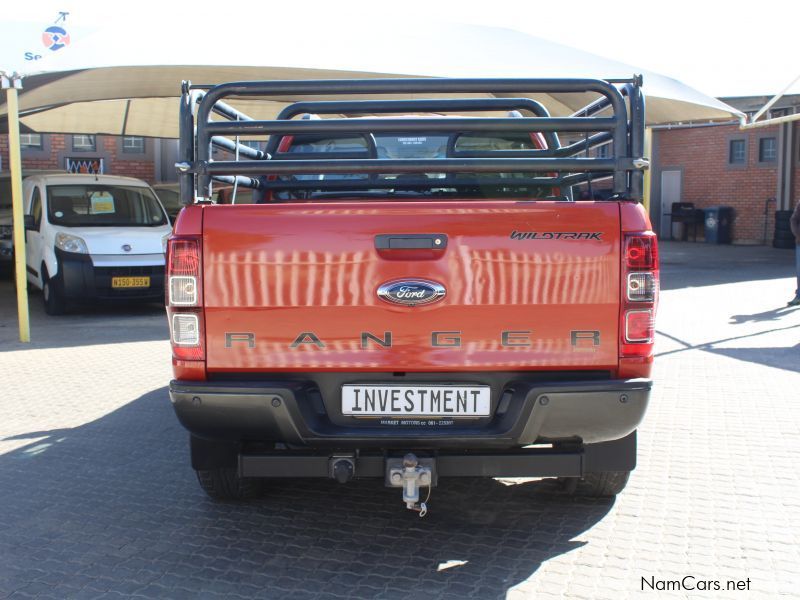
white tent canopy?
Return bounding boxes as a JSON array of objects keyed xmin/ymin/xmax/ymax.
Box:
[{"xmin": 2, "ymin": 20, "xmax": 742, "ymax": 137}]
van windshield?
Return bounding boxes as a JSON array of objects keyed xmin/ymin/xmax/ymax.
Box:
[{"xmin": 47, "ymin": 185, "xmax": 167, "ymax": 227}]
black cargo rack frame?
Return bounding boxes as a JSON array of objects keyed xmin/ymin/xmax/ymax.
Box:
[{"xmin": 176, "ymin": 76, "xmax": 647, "ymax": 205}]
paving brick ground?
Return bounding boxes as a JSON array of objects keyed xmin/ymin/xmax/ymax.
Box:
[{"xmin": 0, "ymin": 241, "xmax": 798, "ymax": 599}]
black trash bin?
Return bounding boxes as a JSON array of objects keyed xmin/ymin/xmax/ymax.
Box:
[
  {"xmin": 704, "ymin": 206, "xmax": 734, "ymax": 244},
  {"xmin": 774, "ymin": 210, "xmax": 796, "ymax": 249}
]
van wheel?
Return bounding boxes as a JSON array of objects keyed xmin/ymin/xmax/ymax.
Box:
[
  {"xmin": 561, "ymin": 471, "xmax": 630, "ymax": 498},
  {"xmin": 196, "ymin": 467, "xmax": 263, "ymax": 501},
  {"xmin": 42, "ymin": 269, "xmax": 67, "ymax": 315}
]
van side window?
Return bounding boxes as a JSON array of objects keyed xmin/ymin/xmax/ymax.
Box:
[{"xmin": 31, "ymin": 188, "xmax": 42, "ymax": 230}]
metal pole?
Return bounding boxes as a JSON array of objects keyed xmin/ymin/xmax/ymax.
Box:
[
  {"xmin": 750, "ymin": 73, "xmax": 800, "ymax": 124},
  {"xmin": 643, "ymin": 127, "xmax": 652, "ymax": 212},
  {"xmin": 2, "ymin": 73, "xmax": 30, "ymax": 342}
]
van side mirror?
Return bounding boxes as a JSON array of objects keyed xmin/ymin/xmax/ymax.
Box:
[{"xmin": 23, "ymin": 214, "xmax": 35, "ymax": 230}]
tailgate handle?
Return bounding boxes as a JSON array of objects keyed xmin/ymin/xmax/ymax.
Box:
[{"xmin": 374, "ymin": 234, "xmax": 448, "ymax": 250}]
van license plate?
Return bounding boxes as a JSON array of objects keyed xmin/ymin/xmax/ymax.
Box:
[
  {"xmin": 342, "ymin": 385, "xmax": 490, "ymax": 417},
  {"xmin": 112, "ymin": 276, "xmax": 151, "ymax": 288}
]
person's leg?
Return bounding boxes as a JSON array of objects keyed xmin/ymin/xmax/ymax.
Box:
[
  {"xmin": 796, "ymin": 243, "xmax": 800, "ymax": 298},
  {"xmin": 792, "ymin": 244, "xmax": 800, "ymax": 305}
]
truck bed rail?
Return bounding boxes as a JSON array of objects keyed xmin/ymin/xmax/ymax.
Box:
[{"xmin": 177, "ymin": 77, "xmax": 647, "ymax": 204}]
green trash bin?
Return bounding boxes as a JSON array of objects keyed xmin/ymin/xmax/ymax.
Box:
[{"xmin": 704, "ymin": 207, "xmax": 733, "ymax": 244}]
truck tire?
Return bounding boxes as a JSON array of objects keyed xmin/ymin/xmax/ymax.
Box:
[
  {"xmin": 196, "ymin": 467, "xmax": 263, "ymax": 501},
  {"xmin": 566, "ymin": 471, "xmax": 630, "ymax": 497},
  {"xmin": 42, "ymin": 267, "xmax": 67, "ymax": 316}
]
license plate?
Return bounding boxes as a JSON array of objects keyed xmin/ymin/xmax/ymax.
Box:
[
  {"xmin": 111, "ymin": 276, "xmax": 151, "ymax": 288},
  {"xmin": 342, "ymin": 384, "xmax": 491, "ymax": 417}
]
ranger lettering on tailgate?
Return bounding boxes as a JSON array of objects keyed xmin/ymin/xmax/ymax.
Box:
[{"xmin": 224, "ymin": 330, "xmax": 602, "ymax": 349}]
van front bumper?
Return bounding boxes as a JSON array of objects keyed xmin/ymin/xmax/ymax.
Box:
[{"xmin": 55, "ymin": 248, "xmax": 165, "ymax": 302}]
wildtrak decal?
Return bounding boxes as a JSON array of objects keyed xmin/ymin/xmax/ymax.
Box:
[{"xmin": 510, "ymin": 231, "xmax": 603, "ymax": 240}]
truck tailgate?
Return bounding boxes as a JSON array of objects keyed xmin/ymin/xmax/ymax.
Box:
[{"xmin": 202, "ymin": 201, "xmax": 620, "ymax": 372}]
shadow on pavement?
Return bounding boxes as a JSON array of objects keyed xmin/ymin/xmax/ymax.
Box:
[
  {"xmin": 656, "ymin": 324, "xmax": 800, "ymax": 373},
  {"xmin": 0, "ymin": 279, "xmax": 168, "ymax": 351},
  {"xmin": 729, "ymin": 305, "xmax": 800, "ymax": 324},
  {"xmin": 0, "ymin": 387, "xmax": 612, "ymax": 599},
  {"xmin": 658, "ymin": 241, "xmax": 795, "ymax": 291},
  {"xmin": 705, "ymin": 344, "xmax": 800, "ymax": 374}
]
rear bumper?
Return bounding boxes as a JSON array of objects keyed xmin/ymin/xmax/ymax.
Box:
[{"xmin": 169, "ymin": 376, "xmax": 651, "ymax": 448}]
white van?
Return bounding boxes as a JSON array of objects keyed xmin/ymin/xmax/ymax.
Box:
[{"xmin": 22, "ymin": 174, "xmax": 171, "ymax": 315}]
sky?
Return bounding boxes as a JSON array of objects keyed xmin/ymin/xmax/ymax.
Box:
[{"xmin": 2, "ymin": 0, "xmax": 798, "ymax": 98}]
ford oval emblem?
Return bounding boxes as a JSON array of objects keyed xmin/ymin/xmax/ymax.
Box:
[
  {"xmin": 121, "ymin": 244, "xmax": 132, "ymax": 252},
  {"xmin": 377, "ymin": 279, "xmax": 446, "ymax": 307}
]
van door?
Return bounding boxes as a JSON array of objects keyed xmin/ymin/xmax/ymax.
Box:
[{"xmin": 25, "ymin": 186, "xmax": 45, "ymax": 286}]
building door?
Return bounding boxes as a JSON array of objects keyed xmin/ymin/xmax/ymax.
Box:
[
  {"xmin": 658, "ymin": 170, "xmax": 682, "ymax": 239},
  {"xmin": 159, "ymin": 139, "xmax": 180, "ymax": 183}
]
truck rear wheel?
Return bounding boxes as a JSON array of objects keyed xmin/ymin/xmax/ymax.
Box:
[
  {"xmin": 196, "ymin": 467, "xmax": 263, "ymax": 501},
  {"xmin": 562, "ymin": 471, "xmax": 630, "ymax": 497}
]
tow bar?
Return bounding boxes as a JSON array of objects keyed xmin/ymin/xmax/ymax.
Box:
[{"xmin": 387, "ymin": 453, "xmax": 434, "ymax": 517}]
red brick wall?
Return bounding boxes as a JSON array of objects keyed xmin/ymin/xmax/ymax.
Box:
[
  {"xmin": 100, "ymin": 136, "xmax": 155, "ymax": 182},
  {"xmin": 0, "ymin": 134, "xmax": 155, "ymax": 183},
  {"xmin": 655, "ymin": 123, "xmax": 797, "ymax": 244}
]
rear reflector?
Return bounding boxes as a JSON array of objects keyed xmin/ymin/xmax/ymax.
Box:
[
  {"xmin": 172, "ymin": 313, "xmax": 199, "ymax": 346},
  {"xmin": 625, "ymin": 309, "xmax": 654, "ymax": 343}
]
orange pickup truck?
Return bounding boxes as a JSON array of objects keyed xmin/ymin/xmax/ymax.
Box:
[{"xmin": 167, "ymin": 77, "xmax": 657, "ymax": 511}]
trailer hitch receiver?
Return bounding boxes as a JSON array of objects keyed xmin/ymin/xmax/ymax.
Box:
[{"xmin": 387, "ymin": 453, "xmax": 433, "ymax": 512}]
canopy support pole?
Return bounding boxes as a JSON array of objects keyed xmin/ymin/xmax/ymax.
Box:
[
  {"xmin": 643, "ymin": 127, "xmax": 652, "ymax": 212},
  {"xmin": 2, "ymin": 73, "xmax": 30, "ymax": 343}
]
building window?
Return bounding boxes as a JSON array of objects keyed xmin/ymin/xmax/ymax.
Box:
[
  {"xmin": 595, "ymin": 143, "xmax": 610, "ymax": 158},
  {"xmin": 729, "ymin": 139, "xmax": 746, "ymax": 165},
  {"xmin": 20, "ymin": 133, "xmax": 43, "ymax": 150},
  {"xmin": 769, "ymin": 107, "xmax": 793, "ymax": 119},
  {"xmin": 122, "ymin": 136, "xmax": 145, "ymax": 154},
  {"xmin": 758, "ymin": 137, "xmax": 777, "ymax": 162},
  {"xmin": 72, "ymin": 134, "xmax": 96, "ymax": 151}
]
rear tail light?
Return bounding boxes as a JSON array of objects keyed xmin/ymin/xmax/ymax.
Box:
[
  {"xmin": 169, "ymin": 276, "xmax": 197, "ymax": 306},
  {"xmin": 626, "ymin": 272, "xmax": 657, "ymax": 302},
  {"xmin": 168, "ymin": 239, "xmax": 201, "ymax": 305},
  {"xmin": 621, "ymin": 233, "xmax": 659, "ymax": 357},
  {"xmin": 172, "ymin": 313, "xmax": 200, "ymax": 345},
  {"xmin": 625, "ymin": 234, "xmax": 658, "ymax": 269},
  {"xmin": 166, "ymin": 237, "xmax": 204, "ymax": 361},
  {"xmin": 624, "ymin": 309, "xmax": 654, "ymax": 343}
]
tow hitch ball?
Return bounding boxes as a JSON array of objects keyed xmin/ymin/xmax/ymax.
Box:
[{"xmin": 389, "ymin": 453, "xmax": 432, "ymax": 516}]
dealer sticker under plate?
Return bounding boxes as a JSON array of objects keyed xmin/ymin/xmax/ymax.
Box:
[{"xmin": 342, "ymin": 384, "xmax": 491, "ymax": 417}]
